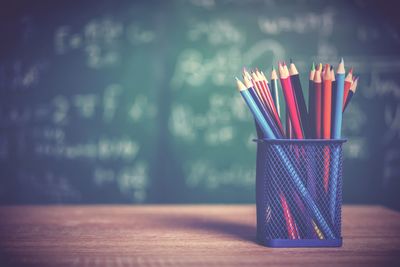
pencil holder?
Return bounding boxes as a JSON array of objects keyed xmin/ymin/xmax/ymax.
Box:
[{"xmin": 255, "ymin": 139, "xmax": 346, "ymax": 247}]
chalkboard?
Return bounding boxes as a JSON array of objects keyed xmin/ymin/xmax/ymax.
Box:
[{"xmin": 0, "ymin": 0, "xmax": 399, "ymax": 209}]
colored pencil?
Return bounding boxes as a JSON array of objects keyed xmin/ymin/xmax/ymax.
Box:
[
  {"xmin": 329, "ymin": 59, "xmax": 345, "ymax": 224},
  {"xmin": 289, "ymin": 59, "xmax": 308, "ymax": 138},
  {"xmin": 313, "ymin": 64, "xmax": 322, "ymax": 139},
  {"xmin": 322, "ymin": 64, "xmax": 332, "ymax": 139},
  {"xmin": 279, "ymin": 192, "xmax": 300, "ymax": 239},
  {"xmin": 322, "ymin": 64, "xmax": 332, "ymax": 193},
  {"xmin": 286, "ymin": 111, "xmax": 293, "ymax": 138},
  {"xmin": 308, "ymin": 63, "xmax": 316, "ymax": 138},
  {"xmin": 278, "ymin": 63, "xmax": 304, "ymax": 139},
  {"xmin": 343, "ymin": 76, "xmax": 358, "ymax": 112},
  {"xmin": 332, "ymin": 58, "xmax": 345, "ymax": 139},
  {"xmin": 330, "ymin": 66, "xmax": 336, "ymax": 138},
  {"xmin": 342, "ymin": 68, "xmax": 353, "ymax": 108},
  {"xmin": 270, "ymin": 68, "xmax": 281, "ymax": 117}
]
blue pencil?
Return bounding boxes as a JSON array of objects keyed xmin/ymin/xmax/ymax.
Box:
[
  {"xmin": 332, "ymin": 58, "xmax": 345, "ymax": 138},
  {"xmin": 329, "ymin": 59, "xmax": 345, "ymax": 224}
]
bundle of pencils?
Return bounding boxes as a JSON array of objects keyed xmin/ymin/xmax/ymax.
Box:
[
  {"xmin": 235, "ymin": 58, "xmax": 358, "ymax": 140},
  {"xmin": 235, "ymin": 58, "xmax": 359, "ymax": 240}
]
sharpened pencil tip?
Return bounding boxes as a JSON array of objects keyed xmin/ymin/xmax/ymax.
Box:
[
  {"xmin": 340, "ymin": 57, "xmax": 344, "ymax": 64},
  {"xmin": 311, "ymin": 62, "xmax": 315, "ymax": 70},
  {"xmin": 289, "ymin": 58, "xmax": 293, "ymax": 64}
]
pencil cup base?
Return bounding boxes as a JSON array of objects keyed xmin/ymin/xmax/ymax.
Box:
[{"xmin": 262, "ymin": 238, "xmax": 342, "ymax": 248}]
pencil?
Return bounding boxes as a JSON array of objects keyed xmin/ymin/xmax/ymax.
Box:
[
  {"xmin": 332, "ymin": 58, "xmax": 345, "ymax": 139},
  {"xmin": 322, "ymin": 64, "xmax": 332, "ymax": 193},
  {"xmin": 322, "ymin": 64, "xmax": 332, "ymax": 139},
  {"xmin": 278, "ymin": 63, "xmax": 304, "ymax": 139},
  {"xmin": 236, "ymin": 77, "xmax": 276, "ymax": 139},
  {"xmin": 270, "ymin": 68, "xmax": 281, "ymax": 117},
  {"xmin": 330, "ymin": 66, "xmax": 336, "ymax": 138},
  {"xmin": 342, "ymin": 69, "xmax": 353, "ymax": 110},
  {"xmin": 308, "ymin": 63, "xmax": 316, "ymax": 138},
  {"xmin": 286, "ymin": 110, "xmax": 293, "ymax": 138},
  {"xmin": 313, "ymin": 64, "xmax": 322, "ymax": 139},
  {"xmin": 329, "ymin": 59, "xmax": 345, "ymax": 224},
  {"xmin": 289, "ymin": 59, "xmax": 308, "ymax": 138},
  {"xmin": 343, "ymin": 76, "xmax": 358, "ymax": 112},
  {"xmin": 279, "ymin": 192, "xmax": 300, "ymax": 239}
]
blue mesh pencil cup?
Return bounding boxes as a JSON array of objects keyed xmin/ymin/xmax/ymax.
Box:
[{"xmin": 255, "ymin": 139, "xmax": 346, "ymax": 247}]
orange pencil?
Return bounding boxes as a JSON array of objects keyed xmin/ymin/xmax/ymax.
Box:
[{"xmin": 314, "ymin": 64, "xmax": 322, "ymax": 139}]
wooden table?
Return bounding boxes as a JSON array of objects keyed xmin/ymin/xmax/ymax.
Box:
[{"xmin": 0, "ymin": 205, "xmax": 399, "ymax": 267}]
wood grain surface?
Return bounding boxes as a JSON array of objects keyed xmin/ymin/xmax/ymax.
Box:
[{"xmin": 0, "ymin": 205, "xmax": 399, "ymax": 267}]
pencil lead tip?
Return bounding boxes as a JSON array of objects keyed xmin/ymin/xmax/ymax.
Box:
[
  {"xmin": 349, "ymin": 67, "xmax": 353, "ymax": 74},
  {"xmin": 311, "ymin": 62, "xmax": 315, "ymax": 70},
  {"xmin": 289, "ymin": 58, "xmax": 293, "ymax": 64},
  {"xmin": 340, "ymin": 57, "xmax": 344, "ymax": 64}
]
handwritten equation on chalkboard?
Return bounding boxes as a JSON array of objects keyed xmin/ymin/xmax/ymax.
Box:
[{"xmin": 0, "ymin": 0, "xmax": 399, "ymax": 204}]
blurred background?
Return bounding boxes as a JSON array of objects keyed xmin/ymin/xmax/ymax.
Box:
[{"xmin": 0, "ymin": 0, "xmax": 399, "ymax": 209}]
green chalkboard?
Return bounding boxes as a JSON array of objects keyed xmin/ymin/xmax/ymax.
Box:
[{"xmin": 0, "ymin": 0, "xmax": 399, "ymax": 209}]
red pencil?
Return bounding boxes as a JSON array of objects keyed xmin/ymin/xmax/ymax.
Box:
[
  {"xmin": 342, "ymin": 68, "xmax": 353, "ymax": 108},
  {"xmin": 278, "ymin": 63, "xmax": 304, "ymax": 139},
  {"xmin": 279, "ymin": 192, "xmax": 300, "ymax": 239},
  {"xmin": 322, "ymin": 64, "xmax": 332, "ymax": 139},
  {"xmin": 322, "ymin": 64, "xmax": 332, "ymax": 193}
]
